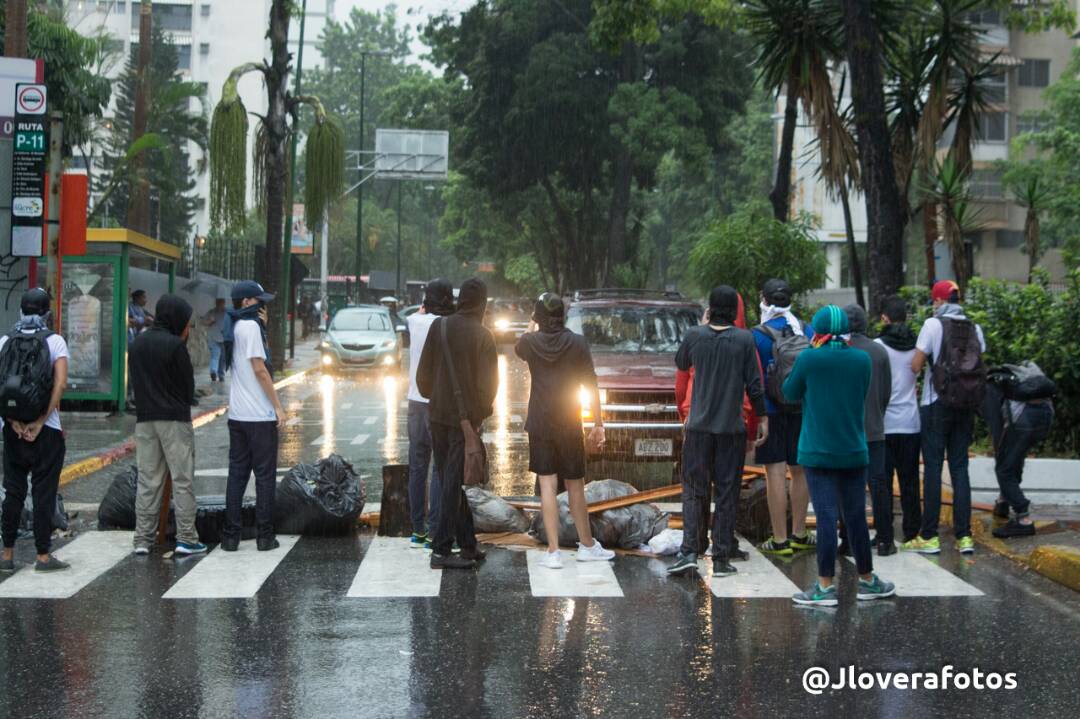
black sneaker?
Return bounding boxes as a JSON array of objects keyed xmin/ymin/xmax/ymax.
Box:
[
  {"xmin": 459, "ymin": 547, "xmax": 487, "ymax": 562},
  {"xmin": 731, "ymin": 547, "xmax": 750, "ymax": 562},
  {"xmin": 430, "ymin": 553, "xmax": 476, "ymax": 570},
  {"xmin": 712, "ymin": 558, "xmax": 737, "ymax": 577},
  {"xmin": 220, "ymin": 537, "xmax": 239, "ymax": 552},
  {"xmin": 992, "ymin": 519, "xmax": 1036, "ymax": 539},
  {"xmin": 992, "ymin": 499, "xmax": 1010, "ymax": 519},
  {"xmin": 837, "ymin": 541, "xmax": 851, "ymax": 557},
  {"xmin": 667, "ymin": 552, "xmax": 698, "ymax": 575},
  {"xmin": 257, "ymin": 538, "xmax": 280, "ymax": 552},
  {"xmin": 877, "ymin": 542, "xmax": 897, "ymax": 557},
  {"xmin": 34, "ymin": 555, "xmax": 71, "ymax": 572},
  {"xmin": 0, "ymin": 558, "xmax": 15, "ymax": 574}
]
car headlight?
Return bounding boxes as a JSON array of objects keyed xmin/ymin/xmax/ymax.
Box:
[
  {"xmin": 321, "ymin": 354, "xmax": 333, "ymax": 366},
  {"xmin": 320, "ymin": 340, "xmax": 330, "ymax": 349},
  {"xmin": 380, "ymin": 339, "xmax": 396, "ymax": 349},
  {"xmin": 382, "ymin": 354, "xmax": 395, "ymax": 365},
  {"xmin": 494, "ymin": 318, "xmax": 510, "ymax": 330}
]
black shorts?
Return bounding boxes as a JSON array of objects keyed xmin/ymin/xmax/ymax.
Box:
[
  {"xmin": 528, "ymin": 431, "xmax": 587, "ymax": 481},
  {"xmin": 755, "ymin": 411, "xmax": 802, "ymax": 466}
]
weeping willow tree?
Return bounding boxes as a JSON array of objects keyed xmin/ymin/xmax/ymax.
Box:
[{"xmin": 207, "ymin": 0, "xmax": 344, "ymax": 369}]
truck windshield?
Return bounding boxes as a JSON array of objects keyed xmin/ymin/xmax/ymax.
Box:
[{"xmin": 567, "ymin": 306, "xmax": 700, "ymax": 353}]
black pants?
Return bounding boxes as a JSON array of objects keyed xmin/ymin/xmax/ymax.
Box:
[
  {"xmin": 430, "ymin": 422, "xmax": 477, "ymax": 556},
  {"xmin": 995, "ymin": 403, "xmax": 1053, "ymax": 516},
  {"xmin": 680, "ymin": 430, "xmax": 744, "ymax": 559},
  {"xmin": 885, "ymin": 433, "xmax": 921, "ymax": 542},
  {"xmin": 2, "ymin": 424, "xmax": 65, "ymax": 554},
  {"xmin": 865, "ymin": 441, "xmax": 893, "ymax": 545},
  {"xmin": 225, "ymin": 420, "xmax": 278, "ymax": 542}
]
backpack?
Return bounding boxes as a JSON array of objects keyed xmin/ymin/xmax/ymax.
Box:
[
  {"xmin": 930, "ymin": 317, "xmax": 986, "ymax": 410},
  {"xmin": 988, "ymin": 361, "xmax": 1056, "ymax": 402},
  {"xmin": 0, "ymin": 330, "xmax": 55, "ymax": 422},
  {"xmin": 756, "ymin": 324, "xmax": 810, "ymax": 413}
]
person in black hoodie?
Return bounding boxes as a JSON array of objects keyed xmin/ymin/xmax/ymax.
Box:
[
  {"xmin": 417, "ymin": 278, "xmax": 499, "ymax": 569},
  {"xmin": 516, "ymin": 293, "xmax": 614, "ymax": 570},
  {"xmin": 129, "ymin": 294, "xmax": 205, "ymax": 556}
]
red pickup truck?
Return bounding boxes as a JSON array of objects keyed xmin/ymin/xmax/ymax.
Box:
[{"xmin": 566, "ymin": 289, "xmax": 702, "ymax": 465}]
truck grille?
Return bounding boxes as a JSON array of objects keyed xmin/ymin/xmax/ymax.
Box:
[{"xmin": 600, "ymin": 389, "xmax": 680, "ymax": 424}]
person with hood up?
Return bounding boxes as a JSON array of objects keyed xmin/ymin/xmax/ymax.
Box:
[
  {"xmin": 842, "ymin": 304, "xmax": 893, "ymax": 556},
  {"xmin": 515, "ymin": 293, "xmax": 614, "ymax": 569},
  {"xmin": 874, "ymin": 296, "xmax": 922, "ymax": 546},
  {"xmin": 783, "ymin": 306, "xmax": 895, "ymax": 606},
  {"xmin": 669, "ymin": 286, "xmax": 768, "ymax": 578},
  {"xmin": 417, "ymin": 278, "xmax": 499, "ymax": 570},
  {"xmin": 406, "ymin": 279, "xmax": 455, "ymax": 550},
  {"xmin": 129, "ymin": 294, "xmax": 205, "ymax": 556},
  {"xmin": 223, "ymin": 281, "xmax": 286, "ymax": 553}
]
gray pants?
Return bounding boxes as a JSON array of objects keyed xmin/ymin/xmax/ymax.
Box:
[{"xmin": 135, "ymin": 421, "xmax": 198, "ymax": 548}]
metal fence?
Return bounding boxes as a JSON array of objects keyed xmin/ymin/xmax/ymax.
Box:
[{"xmin": 178, "ymin": 237, "xmax": 259, "ymax": 281}]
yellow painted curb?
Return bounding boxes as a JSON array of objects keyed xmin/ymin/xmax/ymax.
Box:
[
  {"xmin": 58, "ymin": 368, "xmax": 310, "ymax": 487},
  {"xmin": 1027, "ymin": 545, "xmax": 1080, "ymax": 594}
]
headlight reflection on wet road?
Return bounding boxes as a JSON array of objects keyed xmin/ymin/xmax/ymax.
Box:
[
  {"xmin": 320, "ymin": 373, "xmax": 336, "ymax": 454},
  {"xmin": 382, "ymin": 375, "xmax": 399, "ymax": 461},
  {"xmin": 493, "ymin": 354, "xmax": 510, "ymax": 478}
]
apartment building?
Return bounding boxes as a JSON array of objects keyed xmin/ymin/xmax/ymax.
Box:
[
  {"xmin": 783, "ymin": 6, "xmax": 1076, "ymax": 298},
  {"xmin": 67, "ymin": 0, "xmax": 334, "ymax": 242}
]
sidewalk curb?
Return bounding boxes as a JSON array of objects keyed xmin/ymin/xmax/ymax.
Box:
[
  {"xmin": 59, "ymin": 367, "xmax": 311, "ymax": 488},
  {"xmin": 971, "ymin": 515, "xmax": 1080, "ymax": 593}
]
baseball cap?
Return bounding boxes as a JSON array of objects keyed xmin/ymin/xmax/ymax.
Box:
[
  {"xmin": 761, "ymin": 278, "xmax": 792, "ymax": 306},
  {"xmin": 20, "ymin": 288, "xmax": 50, "ymax": 316},
  {"xmin": 931, "ymin": 280, "xmax": 960, "ymax": 303},
  {"xmin": 534, "ymin": 292, "xmax": 564, "ymax": 320},
  {"xmin": 231, "ymin": 280, "xmax": 275, "ymax": 302}
]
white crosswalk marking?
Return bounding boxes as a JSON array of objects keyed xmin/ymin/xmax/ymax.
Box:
[
  {"xmin": 845, "ymin": 547, "xmax": 984, "ymax": 597},
  {"xmin": 510, "ymin": 415, "xmax": 522, "ymax": 424},
  {"xmin": 0, "ymin": 532, "xmax": 133, "ymax": 599},
  {"xmin": 311, "ymin": 435, "xmax": 324, "ymax": 446},
  {"xmin": 350, "ymin": 433, "xmax": 370, "ymax": 445},
  {"xmin": 347, "ymin": 536, "xmax": 442, "ymax": 597},
  {"xmin": 698, "ymin": 537, "xmax": 801, "ymax": 598},
  {"xmin": 163, "ymin": 536, "xmax": 300, "ymax": 599},
  {"xmin": 526, "ymin": 551, "xmax": 623, "ymax": 597},
  {"xmin": 364, "ymin": 416, "xmax": 377, "ymax": 426}
]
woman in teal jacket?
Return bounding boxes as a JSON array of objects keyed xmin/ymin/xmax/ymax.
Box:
[{"xmin": 782, "ymin": 305, "xmax": 895, "ymax": 606}]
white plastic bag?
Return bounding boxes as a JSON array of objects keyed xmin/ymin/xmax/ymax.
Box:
[{"xmin": 647, "ymin": 528, "xmax": 683, "ymax": 556}]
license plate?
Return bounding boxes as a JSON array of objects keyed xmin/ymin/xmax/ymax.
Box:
[{"xmin": 635, "ymin": 438, "xmax": 673, "ymax": 457}]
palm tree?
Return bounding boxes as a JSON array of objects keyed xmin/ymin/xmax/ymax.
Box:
[
  {"xmin": 1005, "ymin": 170, "xmax": 1051, "ymax": 282},
  {"xmin": 2, "ymin": 0, "xmax": 28, "ymax": 57},
  {"xmin": 127, "ymin": 0, "xmax": 153, "ymax": 235},
  {"xmin": 923, "ymin": 156, "xmax": 983, "ymax": 295},
  {"xmin": 743, "ymin": 0, "xmax": 846, "ymax": 222}
]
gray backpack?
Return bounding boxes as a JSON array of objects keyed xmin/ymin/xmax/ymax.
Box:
[{"xmin": 756, "ymin": 324, "xmax": 810, "ymax": 413}]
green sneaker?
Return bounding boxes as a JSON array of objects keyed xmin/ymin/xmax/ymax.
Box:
[
  {"xmin": 759, "ymin": 536, "xmax": 794, "ymax": 556},
  {"xmin": 792, "ymin": 581, "xmax": 838, "ymax": 607},
  {"xmin": 956, "ymin": 536, "xmax": 975, "ymax": 554},
  {"xmin": 900, "ymin": 536, "xmax": 940, "ymax": 554},
  {"xmin": 790, "ymin": 532, "xmax": 817, "ymax": 551},
  {"xmin": 409, "ymin": 533, "xmax": 428, "ymax": 549},
  {"xmin": 857, "ymin": 574, "xmax": 896, "ymax": 601}
]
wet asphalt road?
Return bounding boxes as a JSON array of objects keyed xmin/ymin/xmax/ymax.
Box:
[{"xmin": 2, "ymin": 348, "xmax": 1079, "ymax": 718}]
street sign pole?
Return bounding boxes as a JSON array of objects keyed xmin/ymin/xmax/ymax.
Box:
[
  {"xmin": 9, "ymin": 83, "xmax": 48, "ymax": 265},
  {"xmin": 46, "ymin": 110, "xmax": 63, "ymax": 326}
]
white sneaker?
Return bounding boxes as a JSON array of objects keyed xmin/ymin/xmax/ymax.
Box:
[
  {"xmin": 133, "ymin": 546, "xmax": 150, "ymax": 556},
  {"xmin": 576, "ymin": 540, "xmax": 615, "ymax": 562},
  {"xmin": 539, "ymin": 550, "xmax": 564, "ymax": 569}
]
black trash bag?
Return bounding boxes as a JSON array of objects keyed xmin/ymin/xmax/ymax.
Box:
[
  {"xmin": 466, "ymin": 487, "xmax": 530, "ymax": 533},
  {"xmin": 274, "ymin": 454, "xmax": 365, "ymax": 535},
  {"xmin": 98, "ymin": 465, "xmax": 139, "ymax": 529},
  {"xmin": 529, "ymin": 479, "xmax": 669, "ymax": 549},
  {"xmin": 0, "ymin": 486, "xmax": 67, "ymax": 537},
  {"xmin": 735, "ymin": 477, "xmax": 772, "ymax": 544},
  {"xmin": 195, "ymin": 495, "xmax": 258, "ymax": 543}
]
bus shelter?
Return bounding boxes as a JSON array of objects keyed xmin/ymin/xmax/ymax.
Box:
[{"xmin": 61, "ymin": 228, "xmax": 179, "ymax": 410}]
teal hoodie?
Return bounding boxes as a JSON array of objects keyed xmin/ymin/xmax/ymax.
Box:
[{"xmin": 781, "ymin": 306, "xmax": 871, "ymax": 469}]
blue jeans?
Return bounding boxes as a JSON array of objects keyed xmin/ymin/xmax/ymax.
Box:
[
  {"xmin": 805, "ymin": 465, "xmax": 873, "ymax": 578},
  {"xmin": 208, "ymin": 341, "xmax": 225, "ymax": 378},
  {"xmin": 920, "ymin": 402, "xmax": 974, "ymax": 540},
  {"xmin": 407, "ymin": 400, "xmax": 441, "ymax": 535}
]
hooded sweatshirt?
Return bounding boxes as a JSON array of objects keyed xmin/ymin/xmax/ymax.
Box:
[
  {"xmin": 675, "ymin": 288, "xmax": 766, "ymax": 436},
  {"xmin": 129, "ymin": 294, "xmax": 195, "ymax": 423},
  {"xmin": 844, "ymin": 305, "xmax": 891, "ymax": 443},
  {"xmin": 782, "ymin": 306, "xmax": 870, "ymax": 469},
  {"xmin": 416, "ymin": 278, "xmax": 499, "ymax": 427},
  {"xmin": 515, "ymin": 298, "xmax": 598, "ymax": 439}
]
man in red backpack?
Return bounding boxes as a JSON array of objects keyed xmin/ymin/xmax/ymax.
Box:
[{"xmin": 908, "ymin": 280, "xmax": 986, "ymax": 555}]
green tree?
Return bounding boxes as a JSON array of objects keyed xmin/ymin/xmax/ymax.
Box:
[
  {"xmin": 95, "ymin": 26, "xmax": 207, "ymax": 246},
  {"xmin": 689, "ymin": 202, "xmax": 827, "ymax": 312}
]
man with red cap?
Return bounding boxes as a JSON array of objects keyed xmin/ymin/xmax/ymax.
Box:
[{"xmin": 908, "ymin": 280, "xmax": 986, "ymax": 555}]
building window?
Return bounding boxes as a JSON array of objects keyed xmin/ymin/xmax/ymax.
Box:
[
  {"xmin": 132, "ymin": 4, "xmax": 192, "ymax": 33},
  {"xmin": 200, "ymin": 42, "xmax": 210, "ymax": 55},
  {"xmin": 979, "ymin": 112, "xmax": 1007, "ymax": 142},
  {"xmin": 980, "ymin": 69, "xmax": 1007, "ymax": 104},
  {"xmin": 1017, "ymin": 115, "xmax": 1051, "ymax": 135},
  {"xmin": 1018, "ymin": 59, "xmax": 1050, "ymax": 88},
  {"xmin": 177, "ymin": 44, "xmax": 191, "ymax": 70},
  {"xmin": 201, "ymin": 5, "xmax": 211, "ymax": 18},
  {"xmin": 840, "ymin": 243, "xmax": 868, "ymax": 290},
  {"xmin": 970, "ymin": 169, "xmax": 1003, "ymax": 199},
  {"xmin": 964, "ymin": 9, "xmax": 1001, "ymax": 25}
]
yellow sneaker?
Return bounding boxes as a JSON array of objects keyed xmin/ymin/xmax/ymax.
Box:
[
  {"xmin": 900, "ymin": 536, "xmax": 941, "ymax": 554},
  {"xmin": 956, "ymin": 536, "xmax": 975, "ymax": 554}
]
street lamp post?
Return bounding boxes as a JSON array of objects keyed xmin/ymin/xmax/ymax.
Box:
[{"xmin": 355, "ymin": 49, "xmax": 390, "ymax": 302}]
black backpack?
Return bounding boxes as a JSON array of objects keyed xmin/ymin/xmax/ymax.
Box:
[
  {"xmin": 0, "ymin": 329, "xmax": 55, "ymax": 422},
  {"xmin": 930, "ymin": 317, "xmax": 986, "ymax": 410},
  {"xmin": 988, "ymin": 361, "xmax": 1057, "ymax": 402},
  {"xmin": 756, "ymin": 324, "xmax": 810, "ymax": 413}
]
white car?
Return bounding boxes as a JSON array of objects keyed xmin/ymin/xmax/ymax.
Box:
[{"xmin": 320, "ymin": 306, "xmax": 401, "ymax": 371}]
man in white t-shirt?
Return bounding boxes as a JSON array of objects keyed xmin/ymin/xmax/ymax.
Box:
[
  {"xmin": 0, "ymin": 289, "xmax": 70, "ymax": 573},
  {"xmin": 909, "ymin": 280, "xmax": 986, "ymax": 556},
  {"xmin": 405, "ymin": 279, "xmax": 455, "ymax": 549},
  {"xmin": 222, "ymin": 281, "xmax": 286, "ymax": 552},
  {"xmin": 875, "ymin": 296, "xmax": 922, "ymax": 546}
]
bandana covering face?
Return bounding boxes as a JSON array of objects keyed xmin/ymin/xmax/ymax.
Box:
[
  {"xmin": 810, "ymin": 305, "xmax": 851, "ymax": 349},
  {"xmin": 759, "ymin": 302, "xmax": 804, "ymax": 336}
]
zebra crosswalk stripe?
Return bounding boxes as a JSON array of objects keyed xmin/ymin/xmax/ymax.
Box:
[
  {"xmin": 347, "ymin": 536, "xmax": 442, "ymax": 597},
  {"xmin": 0, "ymin": 532, "xmax": 133, "ymax": 599},
  {"xmin": 163, "ymin": 535, "xmax": 300, "ymax": 599}
]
